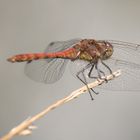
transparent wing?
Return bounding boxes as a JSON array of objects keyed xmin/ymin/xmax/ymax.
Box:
[
  {"xmin": 96, "ymin": 40, "xmax": 140, "ymax": 92},
  {"xmin": 25, "ymin": 59, "xmax": 69, "ymax": 84},
  {"xmin": 45, "ymin": 38, "xmax": 81, "ymax": 53},
  {"xmin": 25, "ymin": 39, "xmax": 81, "ymax": 84},
  {"xmin": 106, "ymin": 40, "xmax": 140, "ymax": 52}
]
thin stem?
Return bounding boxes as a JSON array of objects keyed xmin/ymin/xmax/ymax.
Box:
[{"xmin": 1, "ymin": 70, "xmax": 121, "ymax": 140}]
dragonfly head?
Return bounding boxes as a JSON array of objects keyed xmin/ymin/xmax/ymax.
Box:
[{"xmin": 97, "ymin": 41, "xmax": 114, "ymax": 60}]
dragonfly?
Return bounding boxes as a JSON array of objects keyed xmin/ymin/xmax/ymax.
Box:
[{"xmin": 7, "ymin": 39, "xmax": 140, "ymax": 100}]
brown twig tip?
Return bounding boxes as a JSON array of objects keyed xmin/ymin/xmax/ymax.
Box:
[{"xmin": 0, "ymin": 69, "xmax": 121, "ymax": 140}]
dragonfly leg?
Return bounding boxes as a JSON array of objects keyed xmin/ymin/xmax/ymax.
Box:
[
  {"xmin": 76, "ymin": 71, "xmax": 94, "ymax": 100},
  {"xmin": 101, "ymin": 60, "xmax": 115, "ymax": 78},
  {"xmin": 88, "ymin": 63, "xmax": 107, "ymax": 86},
  {"xmin": 82, "ymin": 71, "xmax": 99, "ymax": 95},
  {"xmin": 95, "ymin": 63, "xmax": 108, "ymax": 83},
  {"xmin": 76, "ymin": 64, "xmax": 99, "ymax": 100},
  {"xmin": 101, "ymin": 60, "xmax": 113, "ymax": 74},
  {"xmin": 88, "ymin": 63, "xmax": 105, "ymax": 79},
  {"xmin": 88, "ymin": 64, "xmax": 97, "ymax": 79},
  {"xmin": 99, "ymin": 60, "xmax": 116, "ymax": 82}
]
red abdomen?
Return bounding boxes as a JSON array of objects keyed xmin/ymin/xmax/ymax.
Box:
[{"xmin": 7, "ymin": 48, "xmax": 77, "ymax": 63}]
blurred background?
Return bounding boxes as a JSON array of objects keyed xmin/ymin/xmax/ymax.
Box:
[{"xmin": 0, "ymin": 0, "xmax": 140, "ymax": 140}]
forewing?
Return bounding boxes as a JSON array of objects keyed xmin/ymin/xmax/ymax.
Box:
[{"xmin": 106, "ymin": 40, "xmax": 140, "ymax": 52}]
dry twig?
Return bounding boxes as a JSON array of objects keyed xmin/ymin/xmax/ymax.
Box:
[{"xmin": 1, "ymin": 70, "xmax": 121, "ymax": 140}]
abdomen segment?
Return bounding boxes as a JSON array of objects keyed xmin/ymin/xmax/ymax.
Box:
[{"xmin": 7, "ymin": 48, "xmax": 78, "ymax": 63}]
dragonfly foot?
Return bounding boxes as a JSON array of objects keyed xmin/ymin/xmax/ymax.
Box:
[
  {"xmin": 91, "ymin": 97, "xmax": 94, "ymax": 101},
  {"xmin": 97, "ymin": 78, "xmax": 103, "ymax": 85},
  {"xmin": 112, "ymin": 73, "xmax": 115, "ymax": 78},
  {"xmin": 99, "ymin": 77, "xmax": 108, "ymax": 83},
  {"xmin": 88, "ymin": 90, "xmax": 94, "ymax": 100},
  {"xmin": 87, "ymin": 88, "xmax": 99, "ymax": 100},
  {"xmin": 104, "ymin": 78, "xmax": 108, "ymax": 83},
  {"xmin": 91, "ymin": 88, "xmax": 99, "ymax": 95}
]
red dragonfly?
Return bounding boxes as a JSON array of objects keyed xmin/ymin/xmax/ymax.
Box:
[{"xmin": 7, "ymin": 39, "xmax": 140, "ymax": 99}]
